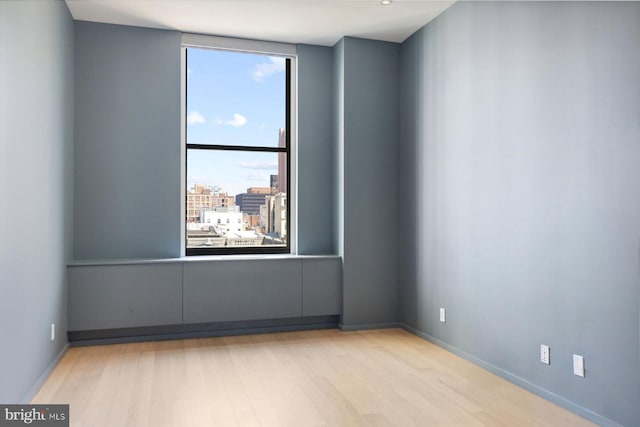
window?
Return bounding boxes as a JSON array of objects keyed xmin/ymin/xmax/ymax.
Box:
[{"xmin": 183, "ymin": 43, "xmax": 294, "ymax": 255}]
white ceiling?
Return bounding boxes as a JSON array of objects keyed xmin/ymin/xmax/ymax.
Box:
[{"xmin": 65, "ymin": 0, "xmax": 455, "ymax": 47}]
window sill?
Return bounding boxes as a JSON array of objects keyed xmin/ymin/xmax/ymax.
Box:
[{"xmin": 67, "ymin": 254, "xmax": 340, "ymax": 267}]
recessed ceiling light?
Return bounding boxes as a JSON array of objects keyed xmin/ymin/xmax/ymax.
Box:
[{"xmin": 380, "ymin": 0, "xmax": 393, "ymax": 5}]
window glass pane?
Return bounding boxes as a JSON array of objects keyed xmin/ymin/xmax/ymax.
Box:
[
  {"xmin": 186, "ymin": 149, "xmax": 287, "ymax": 249},
  {"xmin": 186, "ymin": 48, "xmax": 286, "ymax": 148}
]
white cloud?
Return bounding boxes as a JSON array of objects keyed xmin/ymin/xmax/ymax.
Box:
[
  {"xmin": 251, "ymin": 57, "xmax": 286, "ymax": 82},
  {"xmin": 215, "ymin": 113, "xmax": 248, "ymax": 127},
  {"xmin": 227, "ymin": 113, "xmax": 247, "ymax": 127},
  {"xmin": 187, "ymin": 110, "xmax": 205, "ymax": 125},
  {"xmin": 238, "ymin": 161, "xmax": 278, "ymax": 170},
  {"xmin": 213, "ymin": 113, "xmax": 249, "ymax": 128}
]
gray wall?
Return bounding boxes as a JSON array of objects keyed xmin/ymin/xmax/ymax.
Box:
[
  {"xmin": 333, "ymin": 39, "xmax": 345, "ymax": 258},
  {"xmin": 0, "ymin": 0, "xmax": 74, "ymax": 403},
  {"xmin": 67, "ymin": 257, "xmax": 341, "ymax": 332},
  {"xmin": 74, "ymin": 24, "xmax": 337, "ymax": 259},
  {"xmin": 297, "ymin": 44, "xmax": 335, "ymax": 254},
  {"xmin": 399, "ymin": 2, "xmax": 640, "ymax": 426},
  {"xmin": 74, "ymin": 21, "xmax": 182, "ymax": 259},
  {"xmin": 336, "ymin": 38, "xmax": 400, "ymax": 327}
]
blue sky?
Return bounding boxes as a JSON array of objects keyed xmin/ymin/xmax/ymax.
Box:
[{"xmin": 186, "ymin": 48, "xmax": 286, "ymax": 195}]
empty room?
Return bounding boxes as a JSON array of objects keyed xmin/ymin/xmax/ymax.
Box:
[{"xmin": 1, "ymin": 0, "xmax": 638, "ymax": 426}]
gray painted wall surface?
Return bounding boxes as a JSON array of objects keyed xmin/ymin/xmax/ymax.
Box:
[
  {"xmin": 67, "ymin": 257, "xmax": 341, "ymax": 331},
  {"xmin": 184, "ymin": 260, "xmax": 303, "ymax": 323},
  {"xmin": 68, "ymin": 264, "xmax": 182, "ymax": 330},
  {"xmin": 0, "ymin": 0, "xmax": 74, "ymax": 402},
  {"xmin": 74, "ymin": 21, "xmax": 181, "ymax": 259},
  {"xmin": 337, "ymin": 38, "xmax": 400, "ymax": 327},
  {"xmin": 74, "ymin": 24, "xmax": 337, "ymax": 260},
  {"xmin": 297, "ymin": 45, "xmax": 335, "ymax": 255},
  {"xmin": 333, "ymin": 39, "xmax": 345, "ymax": 258},
  {"xmin": 302, "ymin": 258, "xmax": 342, "ymax": 316},
  {"xmin": 399, "ymin": 3, "xmax": 640, "ymax": 425}
]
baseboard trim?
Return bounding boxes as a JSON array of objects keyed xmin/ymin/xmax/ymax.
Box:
[
  {"xmin": 68, "ymin": 316, "xmax": 340, "ymax": 346},
  {"xmin": 338, "ymin": 322, "xmax": 403, "ymax": 332},
  {"xmin": 21, "ymin": 343, "xmax": 69, "ymax": 404},
  {"xmin": 400, "ymin": 323, "xmax": 622, "ymax": 427}
]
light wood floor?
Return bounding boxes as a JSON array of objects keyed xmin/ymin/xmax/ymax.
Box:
[{"xmin": 33, "ymin": 328, "xmax": 595, "ymax": 427}]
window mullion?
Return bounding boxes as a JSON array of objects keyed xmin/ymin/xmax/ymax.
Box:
[{"xmin": 186, "ymin": 144, "xmax": 287, "ymax": 153}]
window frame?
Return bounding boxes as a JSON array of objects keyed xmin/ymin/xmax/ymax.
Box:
[{"xmin": 180, "ymin": 35, "xmax": 297, "ymax": 256}]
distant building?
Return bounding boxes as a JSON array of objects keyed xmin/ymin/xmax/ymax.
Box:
[
  {"xmin": 243, "ymin": 213, "xmax": 262, "ymax": 232},
  {"xmin": 187, "ymin": 184, "xmax": 234, "ymax": 223},
  {"xmin": 246, "ymin": 187, "xmax": 271, "ymax": 195},
  {"xmin": 278, "ymin": 128, "xmax": 287, "ymax": 194},
  {"xmin": 236, "ymin": 192, "xmax": 268, "ymax": 215},
  {"xmin": 261, "ymin": 192, "xmax": 287, "ymax": 239},
  {"xmin": 200, "ymin": 206, "xmax": 243, "ymax": 235}
]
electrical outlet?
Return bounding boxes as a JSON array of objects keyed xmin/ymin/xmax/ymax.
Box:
[
  {"xmin": 50, "ymin": 323, "xmax": 55, "ymax": 341},
  {"xmin": 540, "ymin": 344, "xmax": 550, "ymax": 365},
  {"xmin": 439, "ymin": 308, "xmax": 446, "ymax": 323},
  {"xmin": 573, "ymin": 354, "xmax": 585, "ymax": 377}
]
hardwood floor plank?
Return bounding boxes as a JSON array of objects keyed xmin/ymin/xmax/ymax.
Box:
[{"xmin": 32, "ymin": 329, "xmax": 596, "ymax": 427}]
